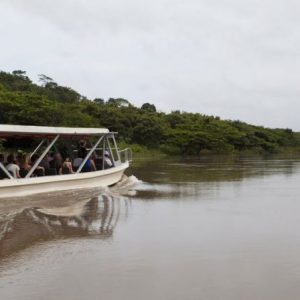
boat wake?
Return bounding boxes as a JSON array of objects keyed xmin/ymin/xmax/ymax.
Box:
[{"xmin": 109, "ymin": 174, "xmax": 141, "ymax": 196}]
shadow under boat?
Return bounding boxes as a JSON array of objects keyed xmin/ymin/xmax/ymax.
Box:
[{"xmin": 0, "ymin": 194, "xmax": 128, "ymax": 259}]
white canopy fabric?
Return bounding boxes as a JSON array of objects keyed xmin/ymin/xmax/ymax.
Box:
[{"xmin": 0, "ymin": 124, "xmax": 109, "ymax": 136}]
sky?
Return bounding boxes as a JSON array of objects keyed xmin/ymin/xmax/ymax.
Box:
[{"xmin": 0, "ymin": 0, "xmax": 299, "ymax": 129}]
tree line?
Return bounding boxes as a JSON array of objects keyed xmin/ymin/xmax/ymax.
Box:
[{"xmin": 0, "ymin": 70, "xmax": 299, "ymax": 154}]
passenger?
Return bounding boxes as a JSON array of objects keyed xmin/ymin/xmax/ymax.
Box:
[
  {"xmin": 83, "ymin": 158, "xmax": 96, "ymax": 172},
  {"xmin": 104, "ymin": 150, "xmax": 113, "ymax": 168},
  {"xmin": 49, "ymin": 153, "xmax": 63, "ymax": 174},
  {"xmin": 60, "ymin": 157, "xmax": 74, "ymax": 174},
  {"xmin": 6, "ymin": 153, "xmax": 20, "ymax": 178},
  {"xmin": 39, "ymin": 154, "xmax": 50, "ymax": 170},
  {"xmin": 19, "ymin": 153, "xmax": 31, "ymax": 171},
  {"xmin": 73, "ymin": 155, "xmax": 83, "ymax": 170},
  {"xmin": 78, "ymin": 140, "xmax": 87, "ymax": 157},
  {"xmin": 90, "ymin": 156, "xmax": 97, "ymax": 171},
  {"xmin": 48, "ymin": 151, "xmax": 54, "ymax": 161},
  {"xmin": 31, "ymin": 153, "xmax": 45, "ymax": 175},
  {"xmin": 91, "ymin": 153, "xmax": 99, "ymax": 169},
  {"xmin": 73, "ymin": 140, "xmax": 87, "ymax": 170},
  {"xmin": 73, "ymin": 149, "xmax": 96, "ymax": 172}
]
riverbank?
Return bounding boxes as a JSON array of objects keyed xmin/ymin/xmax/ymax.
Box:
[
  {"xmin": 123, "ymin": 143, "xmax": 300, "ymax": 158},
  {"xmin": 1, "ymin": 70, "xmax": 300, "ymax": 155}
]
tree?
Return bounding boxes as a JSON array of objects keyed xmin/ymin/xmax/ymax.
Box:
[
  {"xmin": 12, "ymin": 70, "xmax": 28, "ymax": 79},
  {"xmin": 107, "ymin": 98, "xmax": 131, "ymax": 108},
  {"xmin": 94, "ymin": 98, "xmax": 104, "ymax": 105},
  {"xmin": 0, "ymin": 70, "xmax": 31, "ymax": 91},
  {"xmin": 141, "ymin": 103, "xmax": 156, "ymax": 112},
  {"xmin": 38, "ymin": 74, "xmax": 54, "ymax": 87},
  {"xmin": 132, "ymin": 115, "xmax": 163, "ymax": 147},
  {"xmin": 0, "ymin": 70, "xmax": 299, "ymax": 155}
]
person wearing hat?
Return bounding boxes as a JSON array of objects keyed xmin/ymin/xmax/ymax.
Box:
[{"xmin": 104, "ymin": 150, "xmax": 113, "ymax": 168}]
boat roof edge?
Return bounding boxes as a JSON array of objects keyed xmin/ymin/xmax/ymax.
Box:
[{"xmin": 0, "ymin": 124, "xmax": 109, "ymax": 136}]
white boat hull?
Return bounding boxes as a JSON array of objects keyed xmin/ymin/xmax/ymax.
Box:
[{"xmin": 0, "ymin": 162, "xmax": 129, "ymax": 198}]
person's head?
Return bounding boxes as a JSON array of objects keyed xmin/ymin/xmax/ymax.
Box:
[
  {"xmin": 79, "ymin": 140, "xmax": 86, "ymax": 148},
  {"xmin": 64, "ymin": 157, "xmax": 70, "ymax": 162},
  {"xmin": 104, "ymin": 150, "xmax": 110, "ymax": 157},
  {"xmin": 20, "ymin": 153, "xmax": 29, "ymax": 165},
  {"xmin": 7, "ymin": 153, "xmax": 15, "ymax": 164}
]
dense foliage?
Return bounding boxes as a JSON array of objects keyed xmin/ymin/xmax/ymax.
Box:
[{"xmin": 0, "ymin": 70, "xmax": 299, "ymax": 154}]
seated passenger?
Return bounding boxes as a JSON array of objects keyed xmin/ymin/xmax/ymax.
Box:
[
  {"xmin": 6, "ymin": 153, "xmax": 20, "ymax": 178},
  {"xmin": 31, "ymin": 153, "xmax": 45, "ymax": 175},
  {"xmin": 90, "ymin": 157, "xmax": 96, "ymax": 171},
  {"xmin": 49, "ymin": 153, "xmax": 63, "ymax": 174},
  {"xmin": 39, "ymin": 154, "xmax": 50, "ymax": 170},
  {"xmin": 60, "ymin": 157, "xmax": 74, "ymax": 174},
  {"xmin": 73, "ymin": 149, "xmax": 96, "ymax": 172},
  {"xmin": 78, "ymin": 140, "xmax": 87, "ymax": 157},
  {"xmin": 19, "ymin": 153, "xmax": 31, "ymax": 171},
  {"xmin": 81, "ymin": 155, "xmax": 96, "ymax": 172},
  {"xmin": 73, "ymin": 156, "xmax": 83, "ymax": 170},
  {"xmin": 104, "ymin": 151, "xmax": 113, "ymax": 168}
]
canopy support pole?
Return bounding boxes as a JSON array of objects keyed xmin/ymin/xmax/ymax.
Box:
[
  {"xmin": 0, "ymin": 162, "xmax": 14, "ymax": 179},
  {"xmin": 77, "ymin": 135, "xmax": 105, "ymax": 173},
  {"xmin": 30, "ymin": 139, "xmax": 45, "ymax": 159},
  {"xmin": 26, "ymin": 135, "xmax": 60, "ymax": 178},
  {"xmin": 106, "ymin": 136, "xmax": 115, "ymax": 165},
  {"xmin": 111, "ymin": 134, "xmax": 121, "ymax": 162},
  {"xmin": 102, "ymin": 138, "xmax": 106, "ymax": 170}
]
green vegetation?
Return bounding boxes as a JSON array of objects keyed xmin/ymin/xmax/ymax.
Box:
[{"xmin": 0, "ymin": 70, "xmax": 299, "ymax": 155}]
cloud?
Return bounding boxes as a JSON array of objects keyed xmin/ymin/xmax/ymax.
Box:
[{"xmin": 0, "ymin": 0, "xmax": 300, "ymax": 129}]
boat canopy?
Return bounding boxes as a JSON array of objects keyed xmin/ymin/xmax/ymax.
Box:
[{"xmin": 0, "ymin": 125, "xmax": 109, "ymax": 138}]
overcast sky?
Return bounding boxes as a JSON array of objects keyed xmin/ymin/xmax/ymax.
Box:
[{"xmin": 0, "ymin": 0, "xmax": 299, "ymax": 129}]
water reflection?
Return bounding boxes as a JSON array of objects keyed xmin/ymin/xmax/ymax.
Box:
[
  {"xmin": 0, "ymin": 194, "xmax": 128, "ymax": 259},
  {"xmin": 129, "ymin": 155, "xmax": 300, "ymax": 184},
  {"xmin": 126, "ymin": 155, "xmax": 300, "ymax": 200},
  {"xmin": 1, "ymin": 155, "xmax": 300, "ymax": 259},
  {"xmin": 1, "ymin": 156, "xmax": 300, "ymax": 300}
]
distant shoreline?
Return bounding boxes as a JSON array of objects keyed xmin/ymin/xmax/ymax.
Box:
[{"xmin": 1, "ymin": 70, "xmax": 300, "ymax": 155}]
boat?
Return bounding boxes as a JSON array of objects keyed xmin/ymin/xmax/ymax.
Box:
[{"xmin": 0, "ymin": 125, "xmax": 132, "ymax": 198}]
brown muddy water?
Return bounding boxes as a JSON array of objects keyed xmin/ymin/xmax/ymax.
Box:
[{"xmin": 1, "ymin": 155, "xmax": 300, "ymax": 300}]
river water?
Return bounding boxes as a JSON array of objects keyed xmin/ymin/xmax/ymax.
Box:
[{"xmin": 1, "ymin": 155, "xmax": 300, "ymax": 300}]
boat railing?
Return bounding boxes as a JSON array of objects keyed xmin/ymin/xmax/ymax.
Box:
[{"xmin": 118, "ymin": 148, "xmax": 132, "ymax": 163}]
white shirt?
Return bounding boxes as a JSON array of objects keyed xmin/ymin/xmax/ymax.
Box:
[
  {"xmin": 104, "ymin": 157, "xmax": 113, "ymax": 167},
  {"xmin": 6, "ymin": 163, "xmax": 20, "ymax": 178}
]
